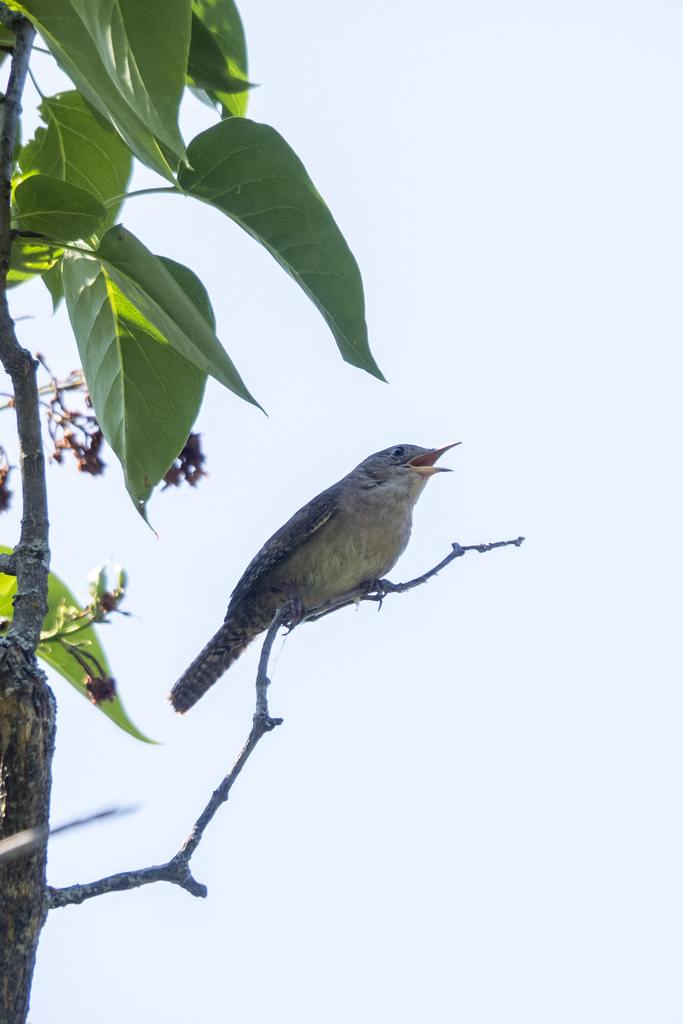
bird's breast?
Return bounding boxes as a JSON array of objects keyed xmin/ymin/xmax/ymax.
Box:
[{"xmin": 271, "ymin": 499, "xmax": 413, "ymax": 608}]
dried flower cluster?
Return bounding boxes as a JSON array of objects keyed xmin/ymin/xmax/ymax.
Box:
[
  {"xmin": 37, "ymin": 361, "xmax": 106, "ymax": 476},
  {"xmin": 163, "ymin": 432, "xmax": 206, "ymax": 488},
  {"xmin": 0, "ymin": 362, "xmax": 208, "ymax": 515}
]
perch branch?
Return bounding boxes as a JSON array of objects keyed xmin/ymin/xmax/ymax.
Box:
[
  {"xmin": 47, "ymin": 536, "xmax": 523, "ymax": 908},
  {"xmin": 300, "ymin": 535, "xmax": 525, "ymax": 622}
]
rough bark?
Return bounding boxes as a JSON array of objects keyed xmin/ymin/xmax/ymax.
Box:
[{"xmin": 0, "ymin": 681, "xmax": 55, "ymax": 1023}]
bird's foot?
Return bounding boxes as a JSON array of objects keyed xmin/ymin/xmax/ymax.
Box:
[
  {"xmin": 362, "ymin": 578, "xmax": 389, "ymax": 611},
  {"xmin": 282, "ymin": 591, "xmax": 306, "ymax": 631}
]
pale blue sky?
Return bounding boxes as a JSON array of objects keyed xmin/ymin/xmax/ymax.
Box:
[{"xmin": 3, "ymin": 1, "xmax": 682, "ymax": 1021}]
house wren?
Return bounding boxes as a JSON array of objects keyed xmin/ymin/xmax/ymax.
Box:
[{"xmin": 169, "ymin": 442, "xmax": 456, "ymax": 713}]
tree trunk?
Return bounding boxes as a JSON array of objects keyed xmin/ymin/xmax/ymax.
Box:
[{"xmin": 0, "ymin": 671, "xmax": 55, "ymax": 1024}]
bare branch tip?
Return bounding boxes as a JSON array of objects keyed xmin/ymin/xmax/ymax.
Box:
[{"xmin": 181, "ymin": 875, "xmax": 208, "ymax": 899}]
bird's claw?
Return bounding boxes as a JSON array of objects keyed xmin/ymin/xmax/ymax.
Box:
[
  {"xmin": 283, "ymin": 592, "xmax": 306, "ymax": 630},
  {"xmin": 365, "ymin": 578, "xmax": 387, "ymax": 611}
]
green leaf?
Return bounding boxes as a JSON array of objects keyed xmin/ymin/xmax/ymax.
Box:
[
  {"xmin": 157, "ymin": 255, "xmax": 216, "ymax": 329},
  {"xmin": 7, "ymin": 0, "xmax": 190, "ymax": 180},
  {"xmin": 41, "ymin": 259, "xmax": 65, "ymax": 310},
  {"xmin": 9, "ymin": 91, "xmax": 128, "ymax": 287},
  {"xmin": 179, "ymin": 119, "xmax": 384, "ymax": 380},
  {"xmin": 13, "ymin": 175, "xmax": 107, "ymax": 239},
  {"xmin": 18, "ymin": 91, "xmax": 132, "ymax": 231},
  {"xmin": 188, "ymin": 1, "xmax": 251, "ymax": 117},
  {"xmin": 188, "ymin": 13, "xmax": 249, "ymax": 96},
  {"xmin": 7, "ymin": 237, "xmax": 61, "ymax": 288},
  {"xmin": 62, "ymin": 251, "xmax": 209, "ymax": 513},
  {"xmin": 0, "ymin": 23, "xmax": 15, "ymax": 72},
  {"xmin": 93, "ymin": 225, "xmax": 259, "ymax": 403},
  {"xmin": 0, "ymin": 546, "xmax": 154, "ymax": 742}
]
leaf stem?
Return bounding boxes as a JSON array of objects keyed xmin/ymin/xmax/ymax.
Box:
[
  {"xmin": 26, "ymin": 63, "xmax": 44, "ymax": 99},
  {"xmin": 104, "ymin": 186, "xmax": 180, "ymax": 209}
]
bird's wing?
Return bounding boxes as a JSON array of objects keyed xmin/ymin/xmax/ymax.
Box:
[{"xmin": 228, "ymin": 482, "xmax": 341, "ymax": 606}]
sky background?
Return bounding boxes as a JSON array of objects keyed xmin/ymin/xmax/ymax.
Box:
[{"xmin": 1, "ymin": 1, "xmax": 682, "ymax": 1021}]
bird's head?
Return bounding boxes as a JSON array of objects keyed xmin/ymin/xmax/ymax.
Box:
[{"xmin": 355, "ymin": 443, "xmax": 459, "ymax": 497}]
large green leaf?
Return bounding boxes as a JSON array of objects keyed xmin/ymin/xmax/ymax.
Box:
[
  {"xmin": 13, "ymin": 175, "xmax": 106, "ymax": 239},
  {"xmin": 18, "ymin": 91, "xmax": 132, "ymax": 231},
  {"xmin": 0, "ymin": 547, "xmax": 153, "ymax": 742},
  {"xmin": 7, "ymin": 0, "xmax": 190, "ymax": 180},
  {"xmin": 92, "ymin": 225, "xmax": 259, "ymax": 404},
  {"xmin": 62, "ymin": 251, "xmax": 208, "ymax": 513},
  {"xmin": 188, "ymin": 0, "xmax": 251, "ymax": 117},
  {"xmin": 179, "ymin": 119, "xmax": 384, "ymax": 380}
]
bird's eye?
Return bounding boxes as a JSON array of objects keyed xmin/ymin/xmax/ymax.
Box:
[{"xmin": 390, "ymin": 446, "xmax": 405, "ymax": 458}]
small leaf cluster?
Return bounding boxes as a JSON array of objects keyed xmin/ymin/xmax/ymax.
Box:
[{"xmin": 0, "ymin": 548, "xmax": 152, "ymax": 740}]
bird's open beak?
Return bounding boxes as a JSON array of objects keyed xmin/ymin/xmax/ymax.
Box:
[{"xmin": 408, "ymin": 442, "xmax": 460, "ymax": 476}]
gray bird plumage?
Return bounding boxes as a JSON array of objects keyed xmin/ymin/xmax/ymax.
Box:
[{"xmin": 169, "ymin": 443, "xmax": 454, "ymax": 713}]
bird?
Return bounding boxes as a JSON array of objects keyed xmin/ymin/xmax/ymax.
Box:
[{"xmin": 169, "ymin": 442, "xmax": 457, "ymax": 713}]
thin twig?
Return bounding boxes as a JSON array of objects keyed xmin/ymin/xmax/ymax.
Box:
[
  {"xmin": 369, "ymin": 536, "xmax": 526, "ymax": 597},
  {"xmin": 0, "ymin": 807, "xmax": 136, "ymax": 862},
  {"xmin": 300, "ymin": 535, "xmax": 525, "ymax": 621},
  {"xmin": 177, "ymin": 607, "xmax": 286, "ymax": 867},
  {"xmin": 46, "ymin": 860, "xmax": 206, "ymax": 908}
]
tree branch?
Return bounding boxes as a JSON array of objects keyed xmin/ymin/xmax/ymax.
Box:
[
  {"xmin": 0, "ymin": 549, "xmax": 15, "ymax": 575},
  {"xmin": 300, "ymin": 535, "xmax": 526, "ymax": 622},
  {"xmin": 0, "ymin": 10, "xmax": 47, "ymax": 664},
  {"xmin": 46, "ymin": 537, "xmax": 523, "ymax": 910},
  {"xmin": 47, "ymin": 607, "xmax": 287, "ymax": 910}
]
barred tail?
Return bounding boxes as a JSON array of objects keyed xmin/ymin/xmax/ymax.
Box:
[{"xmin": 169, "ymin": 622, "xmax": 252, "ymax": 714}]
